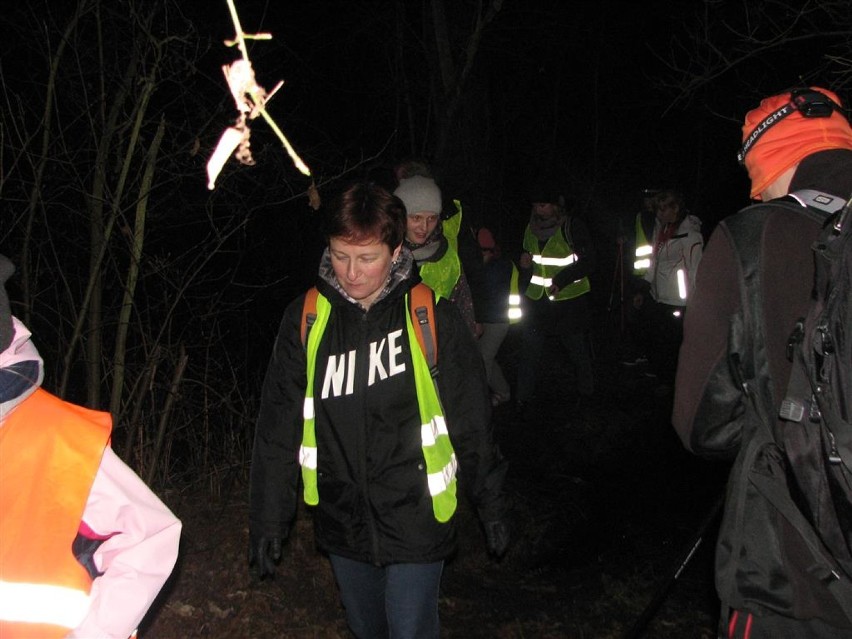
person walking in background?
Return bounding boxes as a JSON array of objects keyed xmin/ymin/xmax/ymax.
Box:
[
  {"xmin": 516, "ymin": 183, "xmax": 596, "ymax": 414},
  {"xmin": 0, "ymin": 254, "xmax": 182, "ymax": 639},
  {"xmin": 393, "ymin": 174, "xmax": 479, "ymax": 337},
  {"xmin": 471, "ymin": 226, "xmax": 521, "ymax": 407},
  {"xmin": 672, "ymin": 87, "xmax": 852, "ymax": 637},
  {"xmin": 620, "ymin": 189, "xmax": 658, "ymax": 368},
  {"xmin": 629, "ymin": 189, "xmax": 703, "ymax": 384},
  {"xmin": 249, "ymin": 182, "xmax": 509, "ymax": 639}
]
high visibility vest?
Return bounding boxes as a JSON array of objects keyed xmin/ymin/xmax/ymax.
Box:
[
  {"xmin": 299, "ymin": 291, "xmax": 458, "ymax": 523},
  {"xmin": 0, "ymin": 389, "xmax": 111, "ymax": 639},
  {"xmin": 419, "ymin": 202, "xmax": 463, "ymax": 301},
  {"xmin": 634, "ymin": 213, "xmax": 653, "ymax": 275},
  {"xmin": 522, "ymin": 224, "xmax": 590, "ymax": 301},
  {"xmin": 508, "ymin": 263, "xmax": 522, "ymax": 323}
]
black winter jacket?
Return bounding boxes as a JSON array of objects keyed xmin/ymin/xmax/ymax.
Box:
[
  {"xmin": 250, "ymin": 260, "xmax": 507, "ymax": 565},
  {"xmin": 672, "ymin": 150, "xmax": 852, "ymax": 632}
]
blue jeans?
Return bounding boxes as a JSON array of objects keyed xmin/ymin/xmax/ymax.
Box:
[{"xmin": 329, "ymin": 554, "xmax": 444, "ymax": 639}]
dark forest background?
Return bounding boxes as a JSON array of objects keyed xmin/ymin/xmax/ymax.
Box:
[{"xmin": 1, "ymin": 0, "xmax": 851, "ymax": 490}]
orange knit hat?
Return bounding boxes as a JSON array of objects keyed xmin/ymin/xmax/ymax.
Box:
[{"xmin": 740, "ymin": 87, "xmax": 852, "ymax": 199}]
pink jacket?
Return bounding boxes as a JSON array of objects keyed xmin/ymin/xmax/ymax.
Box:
[
  {"xmin": 68, "ymin": 447, "xmax": 182, "ymax": 639},
  {"xmin": 0, "ymin": 318, "xmax": 182, "ymax": 639}
]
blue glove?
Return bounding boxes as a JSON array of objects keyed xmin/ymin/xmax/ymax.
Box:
[{"xmin": 248, "ymin": 532, "xmax": 284, "ymax": 580}]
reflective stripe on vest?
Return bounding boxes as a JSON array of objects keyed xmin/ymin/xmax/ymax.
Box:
[
  {"xmin": 522, "ymin": 224, "xmax": 590, "ymax": 301},
  {"xmin": 0, "ymin": 581, "xmax": 90, "ymax": 630},
  {"xmin": 299, "ymin": 292, "xmax": 458, "ymax": 522},
  {"xmin": 532, "ymin": 254, "xmax": 577, "ymax": 267},
  {"xmin": 508, "ymin": 264, "xmax": 522, "ymax": 323},
  {"xmin": 634, "ymin": 214, "xmax": 652, "ymax": 273},
  {"xmin": 0, "ymin": 389, "xmax": 111, "ymax": 638}
]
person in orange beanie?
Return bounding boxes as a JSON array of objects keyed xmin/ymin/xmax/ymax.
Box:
[
  {"xmin": 673, "ymin": 87, "xmax": 852, "ymax": 637},
  {"xmin": 738, "ymin": 86, "xmax": 852, "ymax": 200}
]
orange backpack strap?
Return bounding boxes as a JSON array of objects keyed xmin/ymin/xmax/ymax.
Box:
[
  {"xmin": 301, "ymin": 284, "xmax": 437, "ymax": 368},
  {"xmin": 301, "ymin": 287, "xmax": 320, "ymax": 350},
  {"xmin": 409, "ymin": 283, "xmax": 438, "ymax": 373}
]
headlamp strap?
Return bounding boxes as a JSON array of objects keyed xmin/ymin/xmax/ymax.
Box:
[
  {"xmin": 737, "ymin": 103, "xmax": 796, "ymax": 164},
  {"xmin": 738, "ymin": 89, "xmax": 844, "ymax": 165}
]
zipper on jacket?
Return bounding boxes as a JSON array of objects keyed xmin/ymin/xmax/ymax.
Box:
[{"xmin": 356, "ymin": 309, "xmax": 382, "ymax": 563}]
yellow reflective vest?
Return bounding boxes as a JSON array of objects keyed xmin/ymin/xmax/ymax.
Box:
[
  {"xmin": 522, "ymin": 223, "xmax": 590, "ymax": 301},
  {"xmin": 299, "ymin": 289, "xmax": 459, "ymax": 523},
  {"xmin": 419, "ymin": 201, "xmax": 463, "ymax": 301},
  {"xmin": 634, "ymin": 213, "xmax": 653, "ymax": 275}
]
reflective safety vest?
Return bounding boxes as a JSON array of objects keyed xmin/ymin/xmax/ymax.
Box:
[
  {"xmin": 299, "ymin": 287, "xmax": 459, "ymax": 523},
  {"xmin": 0, "ymin": 389, "xmax": 111, "ymax": 639},
  {"xmin": 508, "ymin": 263, "xmax": 522, "ymax": 323},
  {"xmin": 522, "ymin": 223, "xmax": 590, "ymax": 301},
  {"xmin": 419, "ymin": 200, "xmax": 463, "ymax": 300},
  {"xmin": 634, "ymin": 213, "xmax": 653, "ymax": 275}
]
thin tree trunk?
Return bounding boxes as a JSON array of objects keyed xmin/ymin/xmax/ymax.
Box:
[
  {"xmin": 145, "ymin": 346, "xmax": 189, "ymax": 486},
  {"xmin": 110, "ymin": 115, "xmax": 165, "ymax": 420},
  {"xmin": 60, "ymin": 22, "xmax": 160, "ymax": 401},
  {"xmin": 62, "ymin": 50, "xmax": 137, "ymax": 398},
  {"xmin": 429, "ymin": 0, "xmax": 503, "ymax": 165},
  {"xmin": 122, "ymin": 346, "xmax": 160, "ymax": 463},
  {"xmin": 21, "ymin": 0, "xmax": 93, "ymax": 326}
]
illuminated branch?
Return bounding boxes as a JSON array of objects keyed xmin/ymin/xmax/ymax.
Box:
[{"xmin": 207, "ymin": 0, "xmax": 311, "ymax": 190}]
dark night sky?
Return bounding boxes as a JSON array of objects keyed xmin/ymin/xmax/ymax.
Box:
[
  {"xmin": 190, "ymin": 1, "xmax": 762, "ymax": 232},
  {"xmin": 2, "ymin": 1, "xmax": 840, "ymax": 245}
]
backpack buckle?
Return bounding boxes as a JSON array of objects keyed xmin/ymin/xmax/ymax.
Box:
[
  {"xmin": 817, "ymin": 325, "xmax": 835, "ymax": 355},
  {"xmin": 779, "ymin": 397, "xmax": 805, "ymax": 422}
]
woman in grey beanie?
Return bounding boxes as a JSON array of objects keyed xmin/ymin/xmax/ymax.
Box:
[{"xmin": 393, "ymin": 176, "xmax": 478, "ymax": 336}]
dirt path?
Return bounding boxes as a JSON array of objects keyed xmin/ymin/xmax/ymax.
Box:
[{"xmin": 141, "ymin": 332, "xmax": 727, "ymax": 638}]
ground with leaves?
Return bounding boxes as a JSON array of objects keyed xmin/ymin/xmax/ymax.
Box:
[{"xmin": 141, "ymin": 329, "xmax": 729, "ymax": 638}]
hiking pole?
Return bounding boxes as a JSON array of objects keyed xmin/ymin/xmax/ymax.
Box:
[
  {"xmin": 608, "ymin": 237, "xmax": 626, "ymax": 333},
  {"xmin": 623, "ymin": 493, "xmax": 725, "ymax": 639}
]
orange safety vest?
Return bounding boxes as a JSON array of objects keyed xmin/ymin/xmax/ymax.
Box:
[{"xmin": 0, "ymin": 388, "xmax": 111, "ymax": 639}]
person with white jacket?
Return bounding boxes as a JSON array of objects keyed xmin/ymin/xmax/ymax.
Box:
[{"xmin": 629, "ymin": 189, "xmax": 703, "ymax": 382}]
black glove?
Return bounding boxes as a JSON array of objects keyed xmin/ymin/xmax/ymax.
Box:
[
  {"xmin": 248, "ymin": 532, "xmax": 284, "ymax": 580},
  {"xmin": 484, "ymin": 520, "xmax": 510, "ymax": 559}
]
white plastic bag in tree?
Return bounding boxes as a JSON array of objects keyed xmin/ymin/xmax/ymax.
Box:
[{"xmin": 207, "ymin": 126, "xmax": 246, "ymax": 190}]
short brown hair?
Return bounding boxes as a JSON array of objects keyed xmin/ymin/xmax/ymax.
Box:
[{"xmin": 323, "ymin": 181, "xmax": 406, "ymax": 249}]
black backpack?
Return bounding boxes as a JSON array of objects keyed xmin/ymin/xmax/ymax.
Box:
[{"xmin": 778, "ymin": 189, "xmax": 852, "ymax": 577}]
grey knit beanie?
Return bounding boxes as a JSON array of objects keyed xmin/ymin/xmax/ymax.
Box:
[
  {"xmin": 394, "ymin": 176, "xmax": 442, "ymax": 216},
  {"xmin": 0, "ymin": 255, "xmax": 15, "ymax": 352}
]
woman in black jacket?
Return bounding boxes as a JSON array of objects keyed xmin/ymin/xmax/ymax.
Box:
[{"xmin": 249, "ymin": 181, "xmax": 509, "ymax": 639}]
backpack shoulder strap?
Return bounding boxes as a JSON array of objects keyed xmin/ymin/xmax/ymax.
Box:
[
  {"xmin": 409, "ymin": 283, "xmax": 438, "ymax": 374},
  {"xmin": 301, "ymin": 287, "xmax": 320, "ymax": 350},
  {"xmin": 789, "ymin": 189, "xmax": 848, "ymax": 217},
  {"xmin": 301, "ymin": 284, "xmax": 438, "ymax": 369}
]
